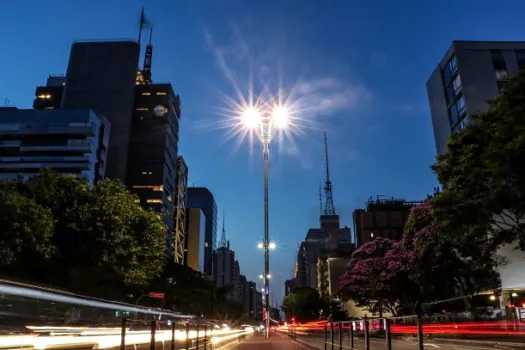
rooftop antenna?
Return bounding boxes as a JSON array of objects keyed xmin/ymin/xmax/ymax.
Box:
[
  {"xmin": 142, "ymin": 28, "xmax": 153, "ymax": 84},
  {"xmin": 219, "ymin": 211, "xmax": 227, "ymax": 248},
  {"xmin": 323, "ymin": 130, "xmax": 336, "ymax": 215},
  {"xmin": 318, "ymin": 182, "xmax": 323, "ymax": 215}
]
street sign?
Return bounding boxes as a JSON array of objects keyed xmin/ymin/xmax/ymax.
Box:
[{"xmin": 148, "ymin": 292, "xmax": 165, "ymax": 299}]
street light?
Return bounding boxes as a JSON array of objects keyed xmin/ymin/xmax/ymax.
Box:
[
  {"xmin": 241, "ymin": 104, "xmax": 290, "ymax": 339},
  {"xmin": 257, "ymin": 242, "xmax": 277, "ymax": 250}
]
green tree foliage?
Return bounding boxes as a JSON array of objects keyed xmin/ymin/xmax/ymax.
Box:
[
  {"xmin": 281, "ymin": 287, "xmax": 328, "ymax": 322},
  {"xmin": 0, "ymin": 171, "xmax": 166, "ymax": 299},
  {"xmin": 0, "ymin": 188, "xmax": 55, "ymax": 277},
  {"xmin": 433, "ymin": 68, "xmax": 525, "ymax": 251}
]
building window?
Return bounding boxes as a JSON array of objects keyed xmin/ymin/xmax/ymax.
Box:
[
  {"xmin": 136, "ymin": 107, "xmax": 149, "ymax": 111},
  {"xmin": 452, "ymin": 75, "xmax": 462, "ymax": 94},
  {"xmin": 146, "ymin": 199, "xmax": 163, "ymax": 204},
  {"xmin": 142, "ymin": 92, "xmax": 151, "ymax": 96},
  {"xmin": 448, "ymin": 103, "xmax": 459, "ymax": 126},
  {"xmin": 37, "ymin": 94, "xmax": 52, "ymax": 99},
  {"xmin": 156, "ymin": 92, "xmax": 167, "ymax": 96},
  {"xmin": 456, "ymin": 95, "xmax": 466, "ymax": 113},
  {"xmin": 495, "ymin": 69, "xmax": 509, "ymax": 81}
]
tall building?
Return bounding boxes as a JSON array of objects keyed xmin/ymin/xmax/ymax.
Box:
[
  {"xmin": 353, "ymin": 196, "xmax": 425, "ymax": 247},
  {"xmin": 187, "ymin": 187, "xmax": 217, "ymax": 275},
  {"xmin": 0, "ymin": 108, "xmax": 109, "ymax": 185},
  {"xmin": 173, "ymin": 156, "xmax": 188, "ymax": 263},
  {"xmin": 125, "ymin": 82, "xmax": 182, "ymax": 258},
  {"xmin": 62, "ymin": 40, "xmax": 140, "ymax": 182},
  {"xmin": 212, "ymin": 242, "xmax": 236, "ymax": 289},
  {"xmin": 33, "ymin": 75, "xmax": 66, "ymax": 110},
  {"xmin": 284, "ymin": 279, "xmax": 296, "ymax": 297},
  {"xmin": 185, "ymin": 208, "xmax": 206, "ymax": 272},
  {"xmin": 248, "ymin": 281, "xmax": 257, "ymax": 318},
  {"xmin": 427, "ymin": 41, "xmax": 525, "ymax": 155},
  {"xmin": 294, "ymin": 131, "xmax": 353, "ymax": 290}
]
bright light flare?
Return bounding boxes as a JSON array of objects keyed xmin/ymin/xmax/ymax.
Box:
[
  {"xmin": 268, "ymin": 242, "xmax": 277, "ymax": 250},
  {"xmin": 241, "ymin": 107, "xmax": 261, "ymax": 129},
  {"xmin": 257, "ymin": 243, "xmax": 264, "ymax": 249},
  {"xmin": 271, "ymin": 106, "xmax": 290, "ymax": 129}
]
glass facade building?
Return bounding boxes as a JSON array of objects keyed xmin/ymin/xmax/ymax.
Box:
[{"xmin": 0, "ymin": 108, "xmax": 109, "ymax": 185}]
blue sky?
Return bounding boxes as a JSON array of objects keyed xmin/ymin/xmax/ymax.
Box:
[{"xmin": 3, "ymin": 0, "xmax": 525, "ymax": 305}]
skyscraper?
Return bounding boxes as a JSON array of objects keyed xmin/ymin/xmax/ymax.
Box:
[
  {"xmin": 125, "ymin": 82, "xmax": 181, "ymax": 259},
  {"xmin": 427, "ymin": 41, "xmax": 525, "ymax": 155},
  {"xmin": 62, "ymin": 40, "xmax": 140, "ymax": 182},
  {"xmin": 173, "ymin": 156, "xmax": 188, "ymax": 263},
  {"xmin": 187, "ymin": 187, "xmax": 217, "ymax": 275},
  {"xmin": 185, "ymin": 208, "xmax": 206, "ymax": 273}
]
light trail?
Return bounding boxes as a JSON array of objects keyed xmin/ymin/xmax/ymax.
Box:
[
  {"xmin": 0, "ymin": 279, "xmax": 193, "ymax": 319},
  {"xmin": 0, "ymin": 326, "xmax": 253, "ymax": 349}
]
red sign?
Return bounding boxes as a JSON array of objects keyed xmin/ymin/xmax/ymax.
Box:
[{"xmin": 148, "ymin": 292, "xmax": 165, "ymax": 299}]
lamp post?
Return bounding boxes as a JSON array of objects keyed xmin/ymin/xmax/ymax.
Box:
[{"xmin": 241, "ymin": 105, "xmax": 289, "ymax": 339}]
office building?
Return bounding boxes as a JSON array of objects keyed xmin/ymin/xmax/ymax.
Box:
[
  {"xmin": 187, "ymin": 187, "xmax": 218, "ymax": 275},
  {"xmin": 125, "ymin": 82, "xmax": 181, "ymax": 258},
  {"xmin": 0, "ymin": 108, "xmax": 109, "ymax": 185},
  {"xmin": 212, "ymin": 241, "xmax": 237, "ymax": 294},
  {"xmin": 247, "ymin": 281, "xmax": 257, "ymax": 318},
  {"xmin": 62, "ymin": 40, "xmax": 140, "ymax": 182},
  {"xmin": 295, "ymin": 224, "xmax": 353, "ymax": 290},
  {"xmin": 185, "ymin": 208, "xmax": 206, "ymax": 273},
  {"xmin": 173, "ymin": 156, "xmax": 188, "ymax": 263},
  {"xmin": 33, "ymin": 75, "xmax": 66, "ymax": 110},
  {"xmin": 427, "ymin": 41, "xmax": 525, "ymax": 155},
  {"xmin": 284, "ymin": 279, "xmax": 296, "ymax": 297},
  {"xmin": 353, "ymin": 196, "xmax": 425, "ymax": 247},
  {"xmin": 317, "ymin": 257, "xmax": 351, "ymax": 298}
]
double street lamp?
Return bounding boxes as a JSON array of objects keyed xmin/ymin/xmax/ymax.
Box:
[{"xmin": 241, "ymin": 104, "xmax": 290, "ymax": 339}]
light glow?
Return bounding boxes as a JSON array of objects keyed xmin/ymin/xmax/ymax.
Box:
[
  {"xmin": 257, "ymin": 243, "xmax": 264, "ymax": 249},
  {"xmin": 242, "ymin": 107, "xmax": 261, "ymax": 129},
  {"xmin": 268, "ymin": 242, "xmax": 277, "ymax": 250},
  {"xmin": 271, "ymin": 106, "xmax": 289, "ymax": 129}
]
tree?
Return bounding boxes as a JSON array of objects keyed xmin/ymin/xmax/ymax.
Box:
[
  {"xmin": 339, "ymin": 202, "xmax": 500, "ymax": 318},
  {"xmin": 433, "ymin": 68, "xmax": 525, "ymax": 251},
  {"xmin": 0, "ymin": 171, "xmax": 167, "ymax": 299},
  {"xmin": 0, "ymin": 188, "xmax": 55, "ymax": 279},
  {"xmin": 282, "ymin": 287, "xmax": 327, "ymax": 323},
  {"xmin": 338, "ymin": 237, "xmax": 402, "ymax": 316}
]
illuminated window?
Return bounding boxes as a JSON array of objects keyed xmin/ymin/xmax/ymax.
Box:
[
  {"xmin": 156, "ymin": 92, "xmax": 167, "ymax": 96},
  {"xmin": 44, "ymin": 107, "xmax": 55, "ymax": 110},
  {"xmin": 133, "ymin": 185, "xmax": 154, "ymax": 189},
  {"xmin": 142, "ymin": 92, "xmax": 151, "ymax": 96},
  {"xmin": 37, "ymin": 94, "xmax": 52, "ymax": 99},
  {"xmin": 136, "ymin": 107, "xmax": 149, "ymax": 111},
  {"xmin": 153, "ymin": 185, "xmax": 164, "ymax": 191},
  {"xmin": 146, "ymin": 199, "xmax": 163, "ymax": 204}
]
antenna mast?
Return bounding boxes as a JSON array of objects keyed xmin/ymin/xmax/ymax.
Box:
[
  {"xmin": 323, "ymin": 130, "xmax": 336, "ymax": 215},
  {"xmin": 219, "ymin": 211, "xmax": 227, "ymax": 248}
]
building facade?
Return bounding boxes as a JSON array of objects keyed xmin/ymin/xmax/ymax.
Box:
[
  {"xmin": 33, "ymin": 75, "xmax": 66, "ymax": 110},
  {"xmin": 185, "ymin": 208, "xmax": 206, "ymax": 273},
  {"xmin": 295, "ymin": 213, "xmax": 353, "ymax": 290},
  {"xmin": 353, "ymin": 196, "xmax": 424, "ymax": 247},
  {"xmin": 426, "ymin": 41, "xmax": 525, "ymax": 155},
  {"xmin": 284, "ymin": 279, "xmax": 296, "ymax": 297},
  {"xmin": 173, "ymin": 156, "xmax": 188, "ymax": 263},
  {"xmin": 62, "ymin": 40, "xmax": 140, "ymax": 182},
  {"xmin": 125, "ymin": 83, "xmax": 181, "ymax": 258},
  {"xmin": 0, "ymin": 108, "xmax": 109, "ymax": 185},
  {"xmin": 187, "ymin": 187, "xmax": 218, "ymax": 275}
]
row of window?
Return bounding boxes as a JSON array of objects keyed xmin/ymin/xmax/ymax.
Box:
[{"xmin": 141, "ymin": 92, "xmax": 167, "ymax": 96}]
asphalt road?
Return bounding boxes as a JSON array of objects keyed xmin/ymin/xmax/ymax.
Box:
[{"xmin": 293, "ymin": 334, "xmax": 525, "ymax": 350}]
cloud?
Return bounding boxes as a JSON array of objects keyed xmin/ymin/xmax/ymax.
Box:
[{"xmin": 294, "ymin": 78, "xmax": 373, "ymax": 116}]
